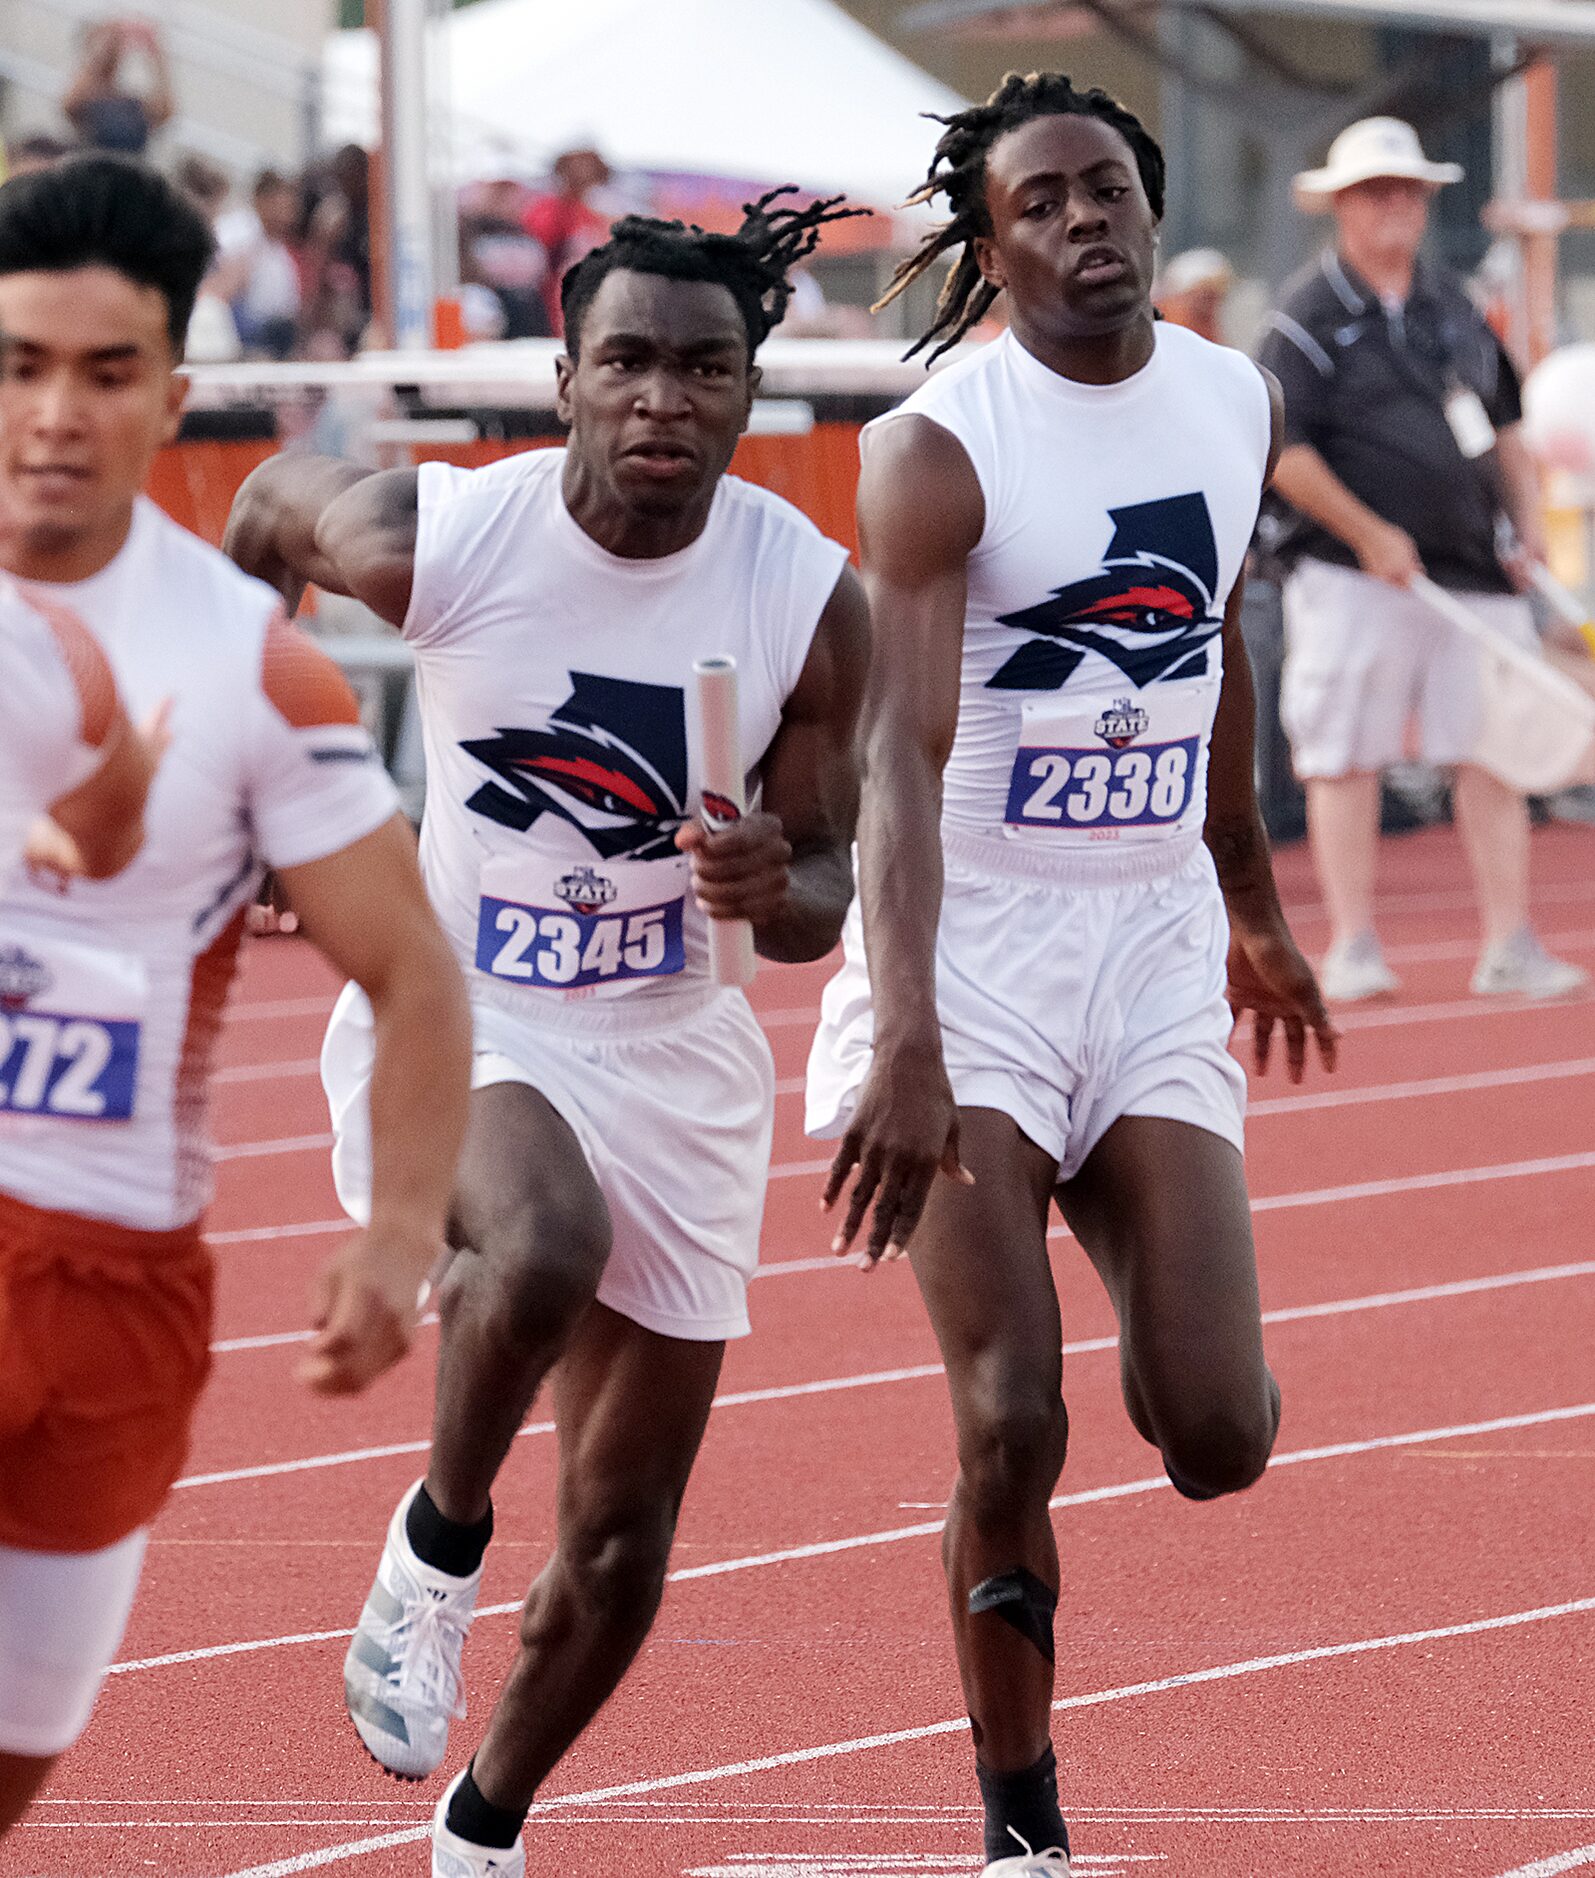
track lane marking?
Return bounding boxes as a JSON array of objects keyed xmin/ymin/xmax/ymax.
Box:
[
  {"xmin": 1492, "ymin": 1848, "xmax": 1595, "ymax": 1877},
  {"xmin": 120, "ymin": 1400, "xmax": 1595, "ymax": 1673},
  {"xmin": 212, "ymin": 1055, "xmax": 1595, "ymax": 1165},
  {"xmin": 191, "ymin": 1256, "xmax": 1595, "ymax": 1469},
  {"xmin": 213, "ymin": 1594, "xmax": 1595, "ymax": 1875},
  {"xmin": 195, "ymin": 1251, "xmax": 1595, "ymax": 1487}
]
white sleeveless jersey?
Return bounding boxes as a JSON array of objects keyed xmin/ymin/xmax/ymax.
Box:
[
  {"xmin": 868, "ymin": 325, "xmax": 1271, "ymax": 875},
  {"xmin": 0, "ymin": 499, "xmax": 397, "ymax": 1230},
  {"xmin": 404, "ymin": 448, "xmax": 847, "ymax": 1015},
  {"xmin": 0, "ymin": 580, "xmax": 116, "ymax": 883}
]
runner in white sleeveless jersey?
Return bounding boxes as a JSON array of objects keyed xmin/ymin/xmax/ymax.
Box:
[
  {"xmin": 0, "ymin": 155, "xmax": 469, "ymax": 1840},
  {"xmin": 808, "ymin": 78, "xmax": 1335, "ymax": 1877},
  {"xmin": 0, "ymin": 579, "xmax": 155, "ymax": 884},
  {"xmin": 227, "ymin": 193, "xmax": 868, "ymax": 1877}
]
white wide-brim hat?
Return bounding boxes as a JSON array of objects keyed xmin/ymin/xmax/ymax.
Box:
[{"xmin": 1293, "ymin": 116, "xmax": 1463, "ymax": 211}]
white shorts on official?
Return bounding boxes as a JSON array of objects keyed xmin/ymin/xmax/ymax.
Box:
[
  {"xmin": 322, "ymin": 981, "xmax": 774, "ymax": 1342},
  {"xmin": 0, "ymin": 1530, "xmax": 147, "ymax": 1756},
  {"xmin": 1281, "ymin": 557, "xmax": 1538, "ymax": 779},
  {"xmin": 807, "ymin": 831, "xmax": 1245, "ymax": 1183}
]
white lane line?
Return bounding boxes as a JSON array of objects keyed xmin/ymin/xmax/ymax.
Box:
[
  {"xmin": 1245, "ymin": 1150, "xmax": 1595, "ymax": 1216},
  {"xmin": 1247, "ymin": 1055, "xmax": 1595, "ymax": 1117},
  {"xmin": 212, "ymin": 1048, "xmax": 1595, "ymax": 1112},
  {"xmin": 1492, "ymin": 1847, "xmax": 1595, "ymax": 1877},
  {"xmin": 124, "ymin": 1400, "xmax": 1595, "ymax": 1675},
  {"xmin": 216, "ymin": 1133, "xmax": 333, "ymax": 1164},
  {"xmin": 216, "ymin": 1595, "xmax": 1595, "ymax": 1876},
  {"xmin": 213, "ymin": 1063, "xmax": 1595, "ymax": 1178},
  {"xmin": 1332, "ymin": 991, "xmax": 1593, "ymax": 1033},
  {"xmin": 197, "ymin": 1250, "xmax": 1595, "ymax": 1464},
  {"xmin": 228, "ymin": 995, "xmax": 337, "ymax": 1023},
  {"xmin": 216, "ymin": 1058, "xmax": 321, "ymax": 1087},
  {"xmin": 193, "ymin": 1249, "xmax": 1595, "ymax": 1472},
  {"xmin": 1381, "ymin": 926, "xmax": 1595, "ymax": 967},
  {"xmin": 1281, "ymin": 876, "xmax": 1595, "ymax": 926},
  {"xmin": 211, "ymin": 1220, "xmax": 347, "ymax": 1247},
  {"xmin": 207, "ymin": 1051, "xmax": 1595, "ymax": 1164}
]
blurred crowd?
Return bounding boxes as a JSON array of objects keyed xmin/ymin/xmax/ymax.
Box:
[{"xmin": 0, "ymin": 17, "xmax": 670, "ymax": 362}]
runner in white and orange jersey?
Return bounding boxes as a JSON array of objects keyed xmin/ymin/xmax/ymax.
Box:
[
  {"xmin": 0, "ymin": 153, "xmax": 472, "ymax": 1837},
  {"xmin": 0, "ymin": 577, "xmax": 156, "ymax": 883}
]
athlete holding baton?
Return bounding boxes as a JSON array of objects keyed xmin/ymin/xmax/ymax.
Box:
[{"xmin": 226, "ymin": 192, "xmax": 867, "ymax": 1878}]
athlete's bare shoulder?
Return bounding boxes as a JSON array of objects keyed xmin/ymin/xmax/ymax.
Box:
[{"xmin": 858, "ymin": 413, "xmax": 984, "ymax": 577}]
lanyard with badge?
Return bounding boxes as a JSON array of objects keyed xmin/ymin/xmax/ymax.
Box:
[{"xmin": 0, "ymin": 932, "xmax": 146, "ymax": 1121}]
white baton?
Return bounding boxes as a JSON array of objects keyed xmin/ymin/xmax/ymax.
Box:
[{"xmin": 693, "ymin": 655, "xmax": 758, "ymax": 988}]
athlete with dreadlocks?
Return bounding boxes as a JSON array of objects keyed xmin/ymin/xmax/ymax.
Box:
[
  {"xmin": 808, "ymin": 75, "xmax": 1336, "ymax": 1875},
  {"xmin": 226, "ymin": 190, "xmax": 869, "ymax": 1877}
]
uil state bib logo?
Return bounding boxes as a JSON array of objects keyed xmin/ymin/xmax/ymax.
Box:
[
  {"xmin": 0, "ymin": 944, "xmax": 52, "ymax": 1013},
  {"xmin": 553, "ymin": 865, "xmax": 618, "ymax": 918},
  {"xmin": 1095, "ymin": 698, "xmax": 1149, "ymax": 750}
]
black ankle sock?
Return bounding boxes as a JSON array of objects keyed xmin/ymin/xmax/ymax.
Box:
[
  {"xmin": 405, "ymin": 1483, "xmax": 493, "ymax": 1578},
  {"xmin": 445, "ymin": 1763, "xmax": 527, "ymax": 1850},
  {"xmin": 977, "ymin": 1742, "xmax": 1070, "ymax": 1864}
]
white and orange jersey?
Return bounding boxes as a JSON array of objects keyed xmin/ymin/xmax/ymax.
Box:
[
  {"xmin": 0, "ymin": 579, "xmax": 121, "ymax": 881},
  {"xmin": 0, "ymin": 497, "xmax": 398, "ymax": 1232}
]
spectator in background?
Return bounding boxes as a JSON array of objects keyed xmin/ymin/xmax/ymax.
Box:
[
  {"xmin": 460, "ymin": 178, "xmax": 552, "ymax": 339},
  {"xmin": 1156, "ymin": 246, "xmax": 1234, "ymax": 343},
  {"xmin": 302, "ymin": 145, "xmax": 374, "ymax": 353},
  {"xmin": 216, "ymin": 169, "xmax": 303, "ymax": 359},
  {"xmin": 63, "ymin": 17, "xmax": 173, "ymax": 158},
  {"xmin": 523, "ymin": 146, "xmax": 614, "ymax": 332},
  {"xmin": 1258, "ymin": 116, "xmax": 1582, "ymax": 1003},
  {"xmin": 173, "ymin": 152, "xmax": 240, "ymax": 362}
]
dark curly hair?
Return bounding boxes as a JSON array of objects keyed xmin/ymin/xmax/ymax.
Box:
[
  {"xmin": 878, "ymin": 71, "xmax": 1165, "ymax": 365},
  {"xmin": 561, "ymin": 186, "xmax": 868, "ymax": 360},
  {"xmin": 0, "ymin": 153, "xmax": 215, "ymax": 355}
]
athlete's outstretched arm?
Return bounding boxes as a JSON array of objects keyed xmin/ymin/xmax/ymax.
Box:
[
  {"xmin": 676, "ymin": 565, "xmax": 869, "ymax": 963},
  {"xmin": 1206, "ymin": 370, "xmax": 1335, "ymax": 1083},
  {"xmin": 223, "ymin": 458, "xmax": 418, "ymax": 627},
  {"xmin": 822, "ymin": 415, "xmax": 982, "ymax": 1262},
  {"xmin": 276, "ymin": 815, "xmax": 472, "ymax": 1394}
]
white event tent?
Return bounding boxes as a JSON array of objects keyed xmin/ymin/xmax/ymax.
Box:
[{"xmin": 321, "ymin": 0, "xmax": 968, "ymax": 212}]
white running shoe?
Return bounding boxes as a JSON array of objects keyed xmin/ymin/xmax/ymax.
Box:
[
  {"xmin": 344, "ymin": 1481, "xmax": 481, "ymax": 1780},
  {"xmin": 1471, "ymin": 929, "xmax": 1589, "ymax": 1001},
  {"xmin": 981, "ymin": 1832, "xmax": 1072, "ymax": 1875},
  {"xmin": 1319, "ymin": 931, "xmax": 1400, "ymax": 1004},
  {"xmin": 431, "ymin": 1769, "xmax": 526, "ymax": 1877}
]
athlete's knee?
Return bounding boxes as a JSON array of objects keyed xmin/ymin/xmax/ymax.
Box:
[
  {"xmin": 551, "ymin": 1500, "xmax": 677, "ymax": 1634},
  {"xmin": 1160, "ymin": 1379, "xmax": 1279, "ymax": 1501},
  {"xmin": 957, "ymin": 1388, "xmax": 1069, "ymax": 1524},
  {"xmin": 455, "ymin": 1187, "xmax": 611, "ymax": 1347}
]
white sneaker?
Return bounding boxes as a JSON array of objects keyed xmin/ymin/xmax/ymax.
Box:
[
  {"xmin": 1319, "ymin": 931, "xmax": 1400, "ymax": 1003},
  {"xmin": 981, "ymin": 1834, "xmax": 1072, "ymax": 1875},
  {"xmin": 1471, "ymin": 929, "xmax": 1589, "ymax": 1000},
  {"xmin": 344, "ymin": 1481, "xmax": 481, "ymax": 1780},
  {"xmin": 431, "ymin": 1769, "xmax": 526, "ymax": 1877}
]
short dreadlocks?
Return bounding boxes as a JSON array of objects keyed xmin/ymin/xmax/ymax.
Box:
[
  {"xmin": 877, "ymin": 71, "xmax": 1165, "ymax": 365},
  {"xmin": 561, "ymin": 187, "xmax": 869, "ymax": 360}
]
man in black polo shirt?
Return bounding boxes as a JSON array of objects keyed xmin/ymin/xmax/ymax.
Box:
[{"xmin": 1259, "ymin": 116, "xmax": 1583, "ymax": 1004}]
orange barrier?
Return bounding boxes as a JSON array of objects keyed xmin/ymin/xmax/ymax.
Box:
[{"xmin": 149, "ymin": 422, "xmax": 866, "ymax": 558}]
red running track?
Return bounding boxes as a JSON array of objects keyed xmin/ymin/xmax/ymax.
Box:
[{"xmin": 8, "ymin": 826, "xmax": 1595, "ymax": 1878}]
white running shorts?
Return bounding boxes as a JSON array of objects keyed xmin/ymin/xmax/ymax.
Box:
[
  {"xmin": 322, "ymin": 982, "xmax": 775, "ymax": 1342},
  {"xmin": 1281, "ymin": 557, "xmax": 1538, "ymax": 779},
  {"xmin": 806, "ymin": 836, "xmax": 1245, "ymax": 1183},
  {"xmin": 0, "ymin": 1529, "xmax": 147, "ymax": 1756}
]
